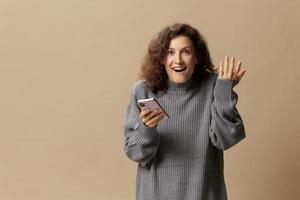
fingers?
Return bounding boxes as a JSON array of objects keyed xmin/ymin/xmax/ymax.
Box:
[
  {"xmin": 234, "ymin": 61, "xmax": 242, "ymax": 80},
  {"xmin": 237, "ymin": 68, "xmax": 247, "ymax": 82},
  {"xmin": 218, "ymin": 56, "xmax": 246, "ymax": 82},
  {"xmin": 140, "ymin": 109, "xmax": 152, "ymax": 119},
  {"xmin": 140, "ymin": 109, "xmax": 165, "ymax": 128},
  {"xmin": 146, "ymin": 112, "xmax": 165, "ymax": 127},
  {"xmin": 224, "ymin": 55, "xmax": 229, "ymax": 77},
  {"xmin": 229, "ymin": 56, "xmax": 235, "ymax": 79},
  {"xmin": 218, "ymin": 60, "xmax": 224, "ymax": 78},
  {"xmin": 141, "ymin": 109, "xmax": 159, "ymax": 122}
]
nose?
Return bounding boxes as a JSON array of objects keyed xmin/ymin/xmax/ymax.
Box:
[{"xmin": 174, "ymin": 52, "xmax": 183, "ymax": 64}]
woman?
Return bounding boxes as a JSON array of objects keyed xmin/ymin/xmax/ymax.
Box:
[{"xmin": 123, "ymin": 23, "xmax": 246, "ymax": 200}]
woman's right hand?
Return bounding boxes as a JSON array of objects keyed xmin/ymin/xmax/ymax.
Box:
[{"xmin": 140, "ymin": 109, "xmax": 165, "ymax": 128}]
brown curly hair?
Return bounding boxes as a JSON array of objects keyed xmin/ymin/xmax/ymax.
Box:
[{"xmin": 138, "ymin": 23, "xmax": 217, "ymax": 93}]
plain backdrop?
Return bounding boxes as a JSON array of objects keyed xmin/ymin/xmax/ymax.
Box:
[{"xmin": 0, "ymin": 0, "xmax": 299, "ymax": 199}]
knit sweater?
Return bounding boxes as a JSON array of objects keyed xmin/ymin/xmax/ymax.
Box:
[{"xmin": 123, "ymin": 72, "xmax": 246, "ymax": 200}]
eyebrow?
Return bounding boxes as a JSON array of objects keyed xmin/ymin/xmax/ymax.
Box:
[{"xmin": 168, "ymin": 46, "xmax": 193, "ymax": 50}]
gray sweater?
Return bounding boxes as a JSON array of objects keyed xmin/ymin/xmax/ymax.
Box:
[{"xmin": 123, "ymin": 72, "xmax": 246, "ymax": 200}]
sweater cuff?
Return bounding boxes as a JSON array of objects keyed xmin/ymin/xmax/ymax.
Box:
[
  {"xmin": 132, "ymin": 120, "xmax": 158, "ymax": 144},
  {"xmin": 213, "ymin": 78, "xmax": 238, "ymax": 115},
  {"xmin": 214, "ymin": 78, "xmax": 234, "ymax": 102}
]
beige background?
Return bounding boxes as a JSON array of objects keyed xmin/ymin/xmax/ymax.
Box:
[{"xmin": 1, "ymin": 0, "xmax": 299, "ymax": 199}]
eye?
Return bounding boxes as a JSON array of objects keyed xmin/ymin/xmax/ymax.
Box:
[
  {"xmin": 182, "ymin": 49, "xmax": 191, "ymax": 55},
  {"xmin": 167, "ymin": 50, "xmax": 175, "ymax": 56}
]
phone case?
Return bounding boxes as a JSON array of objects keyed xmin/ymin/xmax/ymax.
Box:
[{"xmin": 137, "ymin": 98, "xmax": 169, "ymax": 120}]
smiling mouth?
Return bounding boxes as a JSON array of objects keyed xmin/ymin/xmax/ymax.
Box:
[{"xmin": 172, "ymin": 66, "xmax": 187, "ymax": 72}]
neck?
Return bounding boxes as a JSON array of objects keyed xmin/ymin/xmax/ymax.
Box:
[{"xmin": 166, "ymin": 77, "xmax": 194, "ymax": 92}]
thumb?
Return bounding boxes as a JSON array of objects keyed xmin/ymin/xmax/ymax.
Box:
[{"xmin": 237, "ymin": 69, "xmax": 246, "ymax": 82}]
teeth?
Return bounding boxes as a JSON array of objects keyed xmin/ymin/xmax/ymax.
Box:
[
  {"xmin": 173, "ymin": 66, "xmax": 187, "ymax": 72},
  {"xmin": 173, "ymin": 67, "xmax": 186, "ymax": 70}
]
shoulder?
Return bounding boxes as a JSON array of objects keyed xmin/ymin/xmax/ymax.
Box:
[
  {"xmin": 131, "ymin": 79, "xmax": 147, "ymax": 93},
  {"xmin": 129, "ymin": 79, "xmax": 150, "ymax": 99},
  {"xmin": 208, "ymin": 72, "xmax": 218, "ymax": 82},
  {"xmin": 191, "ymin": 72, "xmax": 218, "ymax": 94},
  {"xmin": 201, "ymin": 71, "xmax": 218, "ymax": 87}
]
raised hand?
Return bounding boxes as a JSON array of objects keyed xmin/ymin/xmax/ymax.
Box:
[{"xmin": 218, "ymin": 56, "xmax": 246, "ymax": 83}]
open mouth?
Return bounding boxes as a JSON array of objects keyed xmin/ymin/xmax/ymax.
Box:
[{"xmin": 172, "ymin": 66, "xmax": 187, "ymax": 73}]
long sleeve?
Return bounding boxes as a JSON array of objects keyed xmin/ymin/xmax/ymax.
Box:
[
  {"xmin": 209, "ymin": 77, "xmax": 246, "ymax": 150},
  {"xmin": 123, "ymin": 82, "xmax": 160, "ymax": 167}
]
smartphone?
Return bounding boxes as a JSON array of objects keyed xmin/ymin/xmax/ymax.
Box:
[{"xmin": 137, "ymin": 98, "xmax": 169, "ymax": 120}]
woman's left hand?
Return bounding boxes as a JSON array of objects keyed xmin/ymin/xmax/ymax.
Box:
[{"xmin": 218, "ymin": 56, "xmax": 246, "ymax": 83}]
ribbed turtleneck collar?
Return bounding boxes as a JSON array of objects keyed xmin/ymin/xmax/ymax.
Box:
[{"xmin": 166, "ymin": 77, "xmax": 195, "ymax": 93}]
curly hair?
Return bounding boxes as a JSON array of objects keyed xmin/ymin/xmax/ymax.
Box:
[{"xmin": 138, "ymin": 23, "xmax": 217, "ymax": 93}]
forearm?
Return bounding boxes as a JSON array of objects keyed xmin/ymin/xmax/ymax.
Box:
[
  {"xmin": 209, "ymin": 78, "xmax": 246, "ymax": 150},
  {"xmin": 124, "ymin": 104, "xmax": 160, "ymax": 167}
]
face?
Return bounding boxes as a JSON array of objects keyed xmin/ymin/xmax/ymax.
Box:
[{"xmin": 161, "ymin": 35, "xmax": 198, "ymax": 84}]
